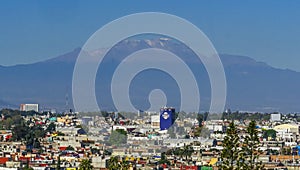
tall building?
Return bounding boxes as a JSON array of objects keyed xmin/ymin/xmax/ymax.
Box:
[
  {"xmin": 160, "ymin": 107, "xmax": 176, "ymax": 130},
  {"xmin": 20, "ymin": 104, "xmax": 39, "ymax": 112},
  {"xmin": 270, "ymin": 113, "xmax": 281, "ymax": 122}
]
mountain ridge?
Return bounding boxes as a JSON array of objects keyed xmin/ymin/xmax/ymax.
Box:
[{"xmin": 0, "ymin": 39, "xmax": 299, "ymax": 113}]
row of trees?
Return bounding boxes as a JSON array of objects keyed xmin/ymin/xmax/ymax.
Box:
[
  {"xmin": 220, "ymin": 121, "xmax": 264, "ymax": 170},
  {"xmin": 222, "ymin": 111, "xmax": 271, "ymax": 121},
  {"xmin": 165, "ymin": 144, "xmax": 194, "ymax": 161}
]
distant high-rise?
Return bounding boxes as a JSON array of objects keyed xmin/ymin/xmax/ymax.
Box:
[
  {"xmin": 270, "ymin": 113, "xmax": 281, "ymax": 122},
  {"xmin": 160, "ymin": 107, "xmax": 176, "ymax": 130},
  {"xmin": 20, "ymin": 104, "xmax": 39, "ymax": 112}
]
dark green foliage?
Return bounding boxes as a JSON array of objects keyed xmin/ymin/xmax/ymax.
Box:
[
  {"xmin": 194, "ymin": 126, "xmax": 210, "ymax": 138},
  {"xmin": 107, "ymin": 156, "xmax": 129, "ymax": 170},
  {"xmin": 3, "ymin": 109, "xmax": 47, "ymax": 148},
  {"xmin": 46, "ymin": 122, "xmax": 56, "ymax": 133},
  {"xmin": 263, "ymin": 129, "xmax": 276, "ymax": 140},
  {"xmin": 181, "ymin": 144, "xmax": 194, "ymax": 161},
  {"xmin": 24, "ymin": 158, "xmax": 33, "ymax": 170},
  {"xmin": 56, "ymin": 155, "xmax": 61, "ymax": 170},
  {"xmin": 197, "ymin": 114, "xmax": 204, "ymax": 126},
  {"xmin": 104, "ymin": 149, "xmax": 112, "ymax": 156},
  {"xmin": 281, "ymin": 147, "xmax": 292, "ymax": 155},
  {"xmin": 159, "ymin": 152, "xmax": 170, "ymax": 165},
  {"xmin": 166, "ymin": 145, "xmax": 194, "ymax": 161},
  {"xmin": 107, "ymin": 156, "xmax": 120, "ymax": 170},
  {"xmin": 66, "ymin": 145, "xmax": 75, "ymax": 151},
  {"xmin": 242, "ymin": 121, "xmax": 264, "ymax": 170},
  {"xmin": 56, "ymin": 131, "xmax": 65, "ymax": 136},
  {"xmin": 79, "ymin": 159, "xmax": 93, "ymax": 170},
  {"xmin": 91, "ymin": 147, "xmax": 100, "ymax": 154},
  {"xmin": 220, "ymin": 121, "xmax": 242, "ymax": 170},
  {"xmin": 222, "ymin": 111, "xmax": 270, "ymax": 121},
  {"xmin": 0, "ymin": 109, "xmax": 26, "ymax": 129},
  {"xmin": 12, "ymin": 122, "xmax": 29, "ymax": 141},
  {"xmin": 220, "ymin": 121, "xmax": 264, "ymax": 170},
  {"xmin": 24, "ymin": 125, "xmax": 46, "ymax": 148},
  {"xmin": 108, "ymin": 129, "xmax": 127, "ymax": 146},
  {"xmin": 23, "ymin": 167, "xmax": 34, "ymax": 170}
]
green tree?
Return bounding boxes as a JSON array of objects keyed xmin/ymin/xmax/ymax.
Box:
[
  {"xmin": 79, "ymin": 159, "xmax": 93, "ymax": 170},
  {"xmin": 197, "ymin": 114, "xmax": 204, "ymax": 126},
  {"xmin": 263, "ymin": 129, "xmax": 276, "ymax": 140},
  {"xmin": 220, "ymin": 121, "xmax": 242, "ymax": 170},
  {"xmin": 46, "ymin": 122, "xmax": 56, "ymax": 133},
  {"xmin": 108, "ymin": 129, "xmax": 127, "ymax": 146},
  {"xmin": 104, "ymin": 149, "xmax": 112, "ymax": 156},
  {"xmin": 286, "ymin": 147, "xmax": 292, "ymax": 155},
  {"xmin": 242, "ymin": 121, "xmax": 264, "ymax": 170},
  {"xmin": 159, "ymin": 152, "xmax": 170, "ymax": 165},
  {"xmin": 3, "ymin": 117, "xmax": 13, "ymax": 129},
  {"xmin": 181, "ymin": 144, "xmax": 194, "ymax": 161},
  {"xmin": 200, "ymin": 127, "xmax": 211, "ymax": 138},
  {"xmin": 169, "ymin": 147, "xmax": 182, "ymax": 157},
  {"xmin": 11, "ymin": 114, "xmax": 23, "ymax": 125},
  {"xmin": 108, "ymin": 156, "xmax": 120, "ymax": 170},
  {"xmin": 56, "ymin": 155, "xmax": 61, "ymax": 170},
  {"xmin": 24, "ymin": 125, "xmax": 46, "ymax": 148},
  {"xmin": 91, "ymin": 147, "xmax": 100, "ymax": 155},
  {"xmin": 66, "ymin": 145, "xmax": 75, "ymax": 151},
  {"xmin": 120, "ymin": 158, "xmax": 130, "ymax": 170},
  {"xmin": 12, "ymin": 122, "xmax": 29, "ymax": 141},
  {"xmin": 24, "ymin": 158, "xmax": 33, "ymax": 170}
]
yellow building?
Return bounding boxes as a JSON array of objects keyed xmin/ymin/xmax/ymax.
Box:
[{"xmin": 273, "ymin": 124, "xmax": 299, "ymax": 133}]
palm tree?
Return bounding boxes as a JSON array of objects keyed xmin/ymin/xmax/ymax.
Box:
[
  {"xmin": 79, "ymin": 159, "xmax": 93, "ymax": 170},
  {"xmin": 108, "ymin": 156, "xmax": 120, "ymax": 170},
  {"xmin": 120, "ymin": 159, "xmax": 130, "ymax": 170}
]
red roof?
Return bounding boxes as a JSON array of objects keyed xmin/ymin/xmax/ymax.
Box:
[
  {"xmin": 19, "ymin": 157, "xmax": 30, "ymax": 161},
  {"xmin": 180, "ymin": 165, "xmax": 198, "ymax": 170},
  {"xmin": 0, "ymin": 157, "xmax": 9, "ymax": 164},
  {"xmin": 59, "ymin": 146, "xmax": 67, "ymax": 151}
]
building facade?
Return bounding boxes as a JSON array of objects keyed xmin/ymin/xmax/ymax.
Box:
[
  {"xmin": 20, "ymin": 104, "xmax": 39, "ymax": 112},
  {"xmin": 160, "ymin": 107, "xmax": 176, "ymax": 130}
]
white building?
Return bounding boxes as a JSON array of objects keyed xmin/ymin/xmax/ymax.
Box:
[
  {"xmin": 206, "ymin": 124, "xmax": 223, "ymax": 132},
  {"xmin": 270, "ymin": 113, "xmax": 281, "ymax": 122},
  {"xmin": 151, "ymin": 115, "xmax": 160, "ymax": 129},
  {"xmin": 20, "ymin": 104, "xmax": 39, "ymax": 112},
  {"xmin": 273, "ymin": 124, "xmax": 299, "ymax": 142}
]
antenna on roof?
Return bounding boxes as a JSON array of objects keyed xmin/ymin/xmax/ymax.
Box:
[{"xmin": 65, "ymin": 86, "xmax": 69, "ymax": 114}]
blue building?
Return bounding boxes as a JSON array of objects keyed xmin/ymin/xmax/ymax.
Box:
[{"xmin": 160, "ymin": 107, "xmax": 176, "ymax": 130}]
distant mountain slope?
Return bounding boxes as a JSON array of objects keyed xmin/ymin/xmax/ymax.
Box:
[
  {"xmin": 0, "ymin": 99, "xmax": 15, "ymax": 109},
  {"xmin": 0, "ymin": 38, "xmax": 299, "ymax": 112},
  {"xmin": 221, "ymin": 54, "xmax": 300, "ymax": 112}
]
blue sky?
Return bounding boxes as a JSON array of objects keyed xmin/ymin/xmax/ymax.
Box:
[{"xmin": 1, "ymin": 1, "xmax": 300, "ymax": 71}]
